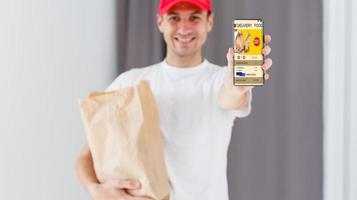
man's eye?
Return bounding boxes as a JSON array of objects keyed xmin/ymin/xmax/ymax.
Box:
[
  {"xmin": 190, "ymin": 16, "xmax": 201, "ymax": 21},
  {"xmin": 169, "ymin": 16, "xmax": 179, "ymax": 21}
]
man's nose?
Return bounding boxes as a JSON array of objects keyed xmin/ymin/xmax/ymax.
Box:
[{"xmin": 177, "ymin": 19, "xmax": 193, "ymax": 34}]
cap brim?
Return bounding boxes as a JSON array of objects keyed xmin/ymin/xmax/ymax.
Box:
[{"xmin": 159, "ymin": 0, "xmax": 210, "ymax": 15}]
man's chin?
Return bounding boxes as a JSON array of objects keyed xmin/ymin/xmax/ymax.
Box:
[{"xmin": 173, "ymin": 49, "xmax": 197, "ymax": 57}]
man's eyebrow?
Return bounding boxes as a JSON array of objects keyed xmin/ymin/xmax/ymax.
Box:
[{"xmin": 191, "ymin": 10, "xmax": 203, "ymax": 15}]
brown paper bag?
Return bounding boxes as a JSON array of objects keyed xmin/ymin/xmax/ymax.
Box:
[{"xmin": 79, "ymin": 81, "xmax": 170, "ymax": 200}]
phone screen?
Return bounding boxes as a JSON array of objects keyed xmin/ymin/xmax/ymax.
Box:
[{"xmin": 233, "ymin": 19, "xmax": 264, "ymax": 86}]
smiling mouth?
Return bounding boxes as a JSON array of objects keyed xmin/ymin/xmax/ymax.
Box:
[{"xmin": 174, "ymin": 36, "xmax": 196, "ymax": 43}]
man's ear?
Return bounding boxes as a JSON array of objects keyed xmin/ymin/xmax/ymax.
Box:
[
  {"xmin": 207, "ymin": 12, "xmax": 214, "ymax": 32},
  {"xmin": 156, "ymin": 14, "xmax": 164, "ymax": 33}
]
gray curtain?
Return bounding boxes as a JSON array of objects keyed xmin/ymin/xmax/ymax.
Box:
[
  {"xmin": 115, "ymin": 0, "xmax": 165, "ymax": 73},
  {"xmin": 116, "ymin": 0, "xmax": 323, "ymax": 200}
]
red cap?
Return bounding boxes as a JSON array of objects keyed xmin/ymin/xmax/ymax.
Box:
[{"xmin": 158, "ymin": 0, "xmax": 212, "ymax": 16}]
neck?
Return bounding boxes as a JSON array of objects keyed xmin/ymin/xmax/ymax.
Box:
[{"xmin": 165, "ymin": 49, "xmax": 203, "ymax": 68}]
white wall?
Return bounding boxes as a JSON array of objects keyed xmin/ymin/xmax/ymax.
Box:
[
  {"xmin": 0, "ymin": 0, "xmax": 117, "ymax": 199},
  {"xmin": 323, "ymin": 0, "xmax": 357, "ymax": 199}
]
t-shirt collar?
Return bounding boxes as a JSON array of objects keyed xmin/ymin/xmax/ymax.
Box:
[{"xmin": 161, "ymin": 59, "xmax": 208, "ymax": 75}]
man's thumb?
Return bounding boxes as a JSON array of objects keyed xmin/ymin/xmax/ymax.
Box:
[
  {"xmin": 111, "ymin": 179, "xmax": 141, "ymax": 189},
  {"xmin": 226, "ymin": 48, "xmax": 234, "ymax": 67}
]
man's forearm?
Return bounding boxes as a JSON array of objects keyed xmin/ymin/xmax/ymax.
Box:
[
  {"xmin": 76, "ymin": 146, "xmax": 99, "ymax": 195},
  {"xmin": 218, "ymin": 84, "xmax": 251, "ymax": 110}
]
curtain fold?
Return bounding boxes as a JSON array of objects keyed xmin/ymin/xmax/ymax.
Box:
[{"xmin": 115, "ymin": 0, "xmax": 165, "ymax": 73}]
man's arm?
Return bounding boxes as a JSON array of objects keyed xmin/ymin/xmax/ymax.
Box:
[
  {"xmin": 217, "ymin": 47, "xmax": 253, "ymax": 110},
  {"xmin": 75, "ymin": 144, "xmax": 99, "ymax": 196},
  {"xmin": 218, "ymin": 84, "xmax": 251, "ymax": 110},
  {"xmin": 218, "ymin": 35, "xmax": 272, "ymax": 111}
]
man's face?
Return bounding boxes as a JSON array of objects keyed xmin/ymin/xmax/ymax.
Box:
[{"xmin": 157, "ymin": 2, "xmax": 214, "ymax": 57}]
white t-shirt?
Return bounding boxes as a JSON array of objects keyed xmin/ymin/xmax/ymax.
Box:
[{"xmin": 106, "ymin": 59, "xmax": 252, "ymax": 200}]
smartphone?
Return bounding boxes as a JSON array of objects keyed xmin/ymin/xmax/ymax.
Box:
[{"xmin": 233, "ymin": 19, "xmax": 264, "ymax": 86}]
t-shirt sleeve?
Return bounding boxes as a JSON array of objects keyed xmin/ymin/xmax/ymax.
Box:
[
  {"xmin": 104, "ymin": 69, "xmax": 134, "ymax": 92},
  {"xmin": 213, "ymin": 66, "xmax": 252, "ymax": 118}
]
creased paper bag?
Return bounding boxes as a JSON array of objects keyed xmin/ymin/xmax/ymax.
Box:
[{"xmin": 78, "ymin": 81, "xmax": 170, "ymax": 200}]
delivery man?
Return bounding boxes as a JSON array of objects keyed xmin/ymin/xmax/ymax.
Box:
[{"xmin": 76, "ymin": 0, "xmax": 272, "ymax": 199}]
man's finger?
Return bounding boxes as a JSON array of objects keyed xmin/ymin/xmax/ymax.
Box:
[
  {"xmin": 131, "ymin": 196, "xmax": 153, "ymax": 200},
  {"xmin": 264, "ymin": 34, "xmax": 271, "ymax": 45},
  {"xmin": 262, "ymin": 45, "xmax": 271, "ymax": 56},
  {"xmin": 226, "ymin": 48, "xmax": 234, "ymax": 67},
  {"xmin": 262, "ymin": 58, "xmax": 272, "ymax": 71},
  {"xmin": 119, "ymin": 193, "xmax": 153, "ymax": 200},
  {"xmin": 264, "ymin": 73, "xmax": 270, "ymax": 80},
  {"xmin": 110, "ymin": 179, "xmax": 141, "ymax": 189}
]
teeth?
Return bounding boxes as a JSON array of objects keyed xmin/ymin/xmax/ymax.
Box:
[{"xmin": 176, "ymin": 37, "xmax": 195, "ymax": 42}]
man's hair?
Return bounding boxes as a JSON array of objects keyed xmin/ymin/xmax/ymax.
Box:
[{"xmin": 207, "ymin": 11, "xmax": 212, "ymax": 18}]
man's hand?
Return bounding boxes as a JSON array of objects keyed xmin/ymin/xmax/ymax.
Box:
[
  {"xmin": 218, "ymin": 34, "xmax": 272, "ymax": 110},
  {"xmin": 76, "ymin": 145, "xmax": 154, "ymax": 200},
  {"xmin": 88, "ymin": 179, "xmax": 152, "ymax": 200}
]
